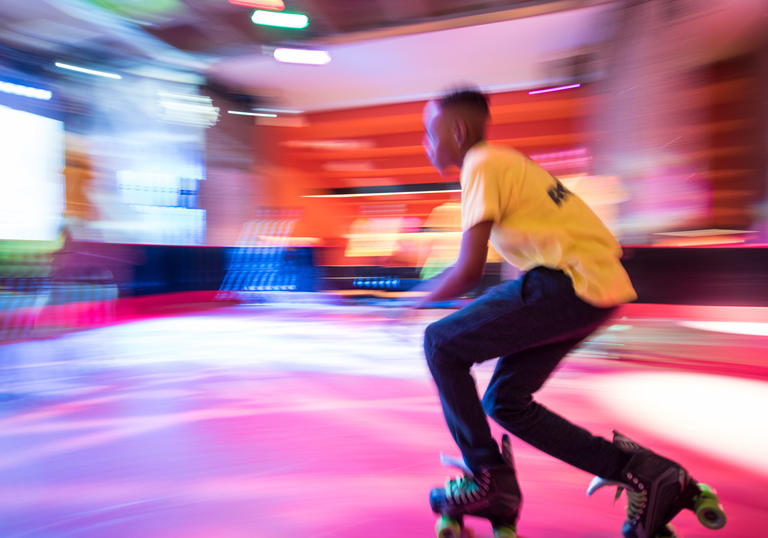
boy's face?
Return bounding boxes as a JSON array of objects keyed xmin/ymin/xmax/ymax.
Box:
[{"xmin": 422, "ymin": 100, "xmax": 456, "ymax": 174}]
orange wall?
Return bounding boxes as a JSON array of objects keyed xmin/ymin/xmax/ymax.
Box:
[
  {"xmin": 260, "ymin": 85, "xmax": 594, "ymax": 263},
  {"xmin": 251, "ymin": 65, "xmax": 765, "ymax": 257}
]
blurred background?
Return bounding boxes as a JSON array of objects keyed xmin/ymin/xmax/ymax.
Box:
[
  {"xmin": 0, "ymin": 0, "xmax": 766, "ymax": 332},
  {"xmin": 0, "ymin": 1, "xmax": 767, "ymax": 537}
]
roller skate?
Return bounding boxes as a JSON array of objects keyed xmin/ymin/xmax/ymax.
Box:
[
  {"xmin": 431, "ymin": 434, "xmax": 521, "ymax": 538},
  {"xmin": 587, "ymin": 431, "xmax": 727, "ymax": 538}
]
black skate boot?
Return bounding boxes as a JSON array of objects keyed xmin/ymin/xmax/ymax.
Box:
[
  {"xmin": 587, "ymin": 431, "xmax": 727, "ymax": 538},
  {"xmin": 431, "ymin": 435, "xmax": 521, "ymax": 538}
]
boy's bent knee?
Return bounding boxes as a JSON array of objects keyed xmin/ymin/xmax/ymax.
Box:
[
  {"xmin": 423, "ymin": 320, "xmax": 460, "ymax": 371},
  {"xmin": 482, "ymin": 389, "xmax": 532, "ymax": 425},
  {"xmin": 423, "ymin": 320, "xmax": 445, "ymax": 358}
]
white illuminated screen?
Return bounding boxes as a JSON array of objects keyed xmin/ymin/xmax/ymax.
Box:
[{"xmin": 0, "ymin": 105, "xmax": 64, "ymax": 241}]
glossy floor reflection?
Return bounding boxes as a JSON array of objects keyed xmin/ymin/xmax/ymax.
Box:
[{"xmin": 0, "ymin": 302, "xmax": 766, "ymax": 537}]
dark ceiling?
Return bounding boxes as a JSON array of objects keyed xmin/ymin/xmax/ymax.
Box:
[
  {"xmin": 0, "ymin": 0, "xmax": 585, "ymax": 64},
  {"xmin": 144, "ymin": 0, "xmax": 565, "ymax": 55}
]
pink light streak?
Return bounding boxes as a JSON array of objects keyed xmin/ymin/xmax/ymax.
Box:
[
  {"xmin": 228, "ymin": 0, "xmax": 285, "ymax": 9},
  {"xmin": 528, "ymin": 83, "xmax": 581, "ymax": 95}
]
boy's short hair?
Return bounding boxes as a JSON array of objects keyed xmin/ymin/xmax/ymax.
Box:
[{"xmin": 437, "ymin": 88, "xmax": 490, "ymax": 119}]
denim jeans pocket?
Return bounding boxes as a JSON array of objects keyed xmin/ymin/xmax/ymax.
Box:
[
  {"xmin": 518, "ymin": 270, "xmax": 534, "ymax": 305},
  {"xmin": 519, "ymin": 266, "xmax": 573, "ymax": 306}
]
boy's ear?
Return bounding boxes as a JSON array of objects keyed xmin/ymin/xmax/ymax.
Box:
[{"xmin": 453, "ymin": 119, "xmax": 467, "ymax": 147}]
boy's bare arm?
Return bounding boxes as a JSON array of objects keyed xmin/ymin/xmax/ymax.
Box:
[{"xmin": 412, "ymin": 220, "xmax": 493, "ymax": 308}]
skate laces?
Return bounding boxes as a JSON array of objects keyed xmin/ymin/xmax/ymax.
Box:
[
  {"xmin": 445, "ymin": 471, "xmax": 490, "ymax": 505},
  {"xmin": 615, "ymin": 485, "xmax": 648, "ymax": 524}
]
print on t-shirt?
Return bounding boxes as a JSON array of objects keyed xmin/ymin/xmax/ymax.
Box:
[{"xmin": 547, "ymin": 177, "xmax": 572, "ymax": 207}]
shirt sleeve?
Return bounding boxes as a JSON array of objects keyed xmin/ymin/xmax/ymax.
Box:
[{"xmin": 461, "ymin": 159, "xmax": 500, "ymax": 232}]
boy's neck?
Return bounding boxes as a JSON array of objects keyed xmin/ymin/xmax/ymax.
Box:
[{"xmin": 458, "ymin": 138, "xmax": 486, "ymax": 168}]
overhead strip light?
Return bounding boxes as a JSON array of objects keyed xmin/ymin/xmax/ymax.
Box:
[
  {"xmin": 304, "ymin": 190, "xmax": 461, "ymax": 198},
  {"xmin": 228, "ymin": 110, "xmax": 278, "ymax": 117},
  {"xmin": 253, "ymin": 107, "xmax": 304, "ymax": 114},
  {"xmin": 303, "ymin": 182, "xmax": 461, "ymax": 198},
  {"xmin": 273, "ymin": 48, "xmax": 330, "ymax": 65},
  {"xmin": 55, "ymin": 62, "xmax": 121, "ymax": 80},
  {"xmin": 0, "ymin": 80, "xmax": 52, "ymax": 101},
  {"xmin": 528, "ymin": 83, "xmax": 580, "ymax": 95},
  {"xmin": 251, "ymin": 10, "xmax": 308, "ymax": 29}
]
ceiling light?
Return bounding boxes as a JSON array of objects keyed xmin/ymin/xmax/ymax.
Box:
[
  {"xmin": 303, "ymin": 190, "xmax": 461, "ymax": 198},
  {"xmin": 273, "ymin": 48, "xmax": 330, "ymax": 65},
  {"xmin": 251, "ymin": 10, "xmax": 308, "ymax": 29},
  {"xmin": 55, "ymin": 62, "xmax": 121, "ymax": 79},
  {"xmin": 528, "ymin": 83, "xmax": 580, "ymax": 95},
  {"xmin": 252, "ymin": 107, "xmax": 303, "ymax": 114},
  {"xmin": 303, "ymin": 182, "xmax": 461, "ymax": 198},
  {"xmin": 0, "ymin": 80, "xmax": 52, "ymax": 101},
  {"xmin": 228, "ymin": 110, "xmax": 277, "ymax": 117},
  {"xmin": 229, "ymin": 0, "xmax": 285, "ymax": 9}
]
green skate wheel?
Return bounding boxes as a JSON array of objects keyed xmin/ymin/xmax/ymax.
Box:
[
  {"xmin": 694, "ymin": 483, "xmax": 727, "ymax": 530},
  {"xmin": 435, "ymin": 515, "xmax": 462, "ymax": 538},
  {"xmin": 492, "ymin": 523, "xmax": 518, "ymax": 538}
]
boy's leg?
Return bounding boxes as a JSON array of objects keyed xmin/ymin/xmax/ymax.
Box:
[
  {"xmin": 424, "ymin": 266, "xmax": 713, "ymax": 537},
  {"xmin": 482, "ymin": 338, "xmax": 628, "ymax": 479},
  {"xmin": 423, "ymin": 267, "xmax": 621, "ymax": 473}
]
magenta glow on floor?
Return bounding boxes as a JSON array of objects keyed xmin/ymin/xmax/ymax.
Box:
[{"xmin": 0, "ymin": 302, "xmax": 766, "ymax": 537}]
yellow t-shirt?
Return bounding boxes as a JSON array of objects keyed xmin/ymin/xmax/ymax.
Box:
[{"xmin": 461, "ymin": 142, "xmax": 637, "ymax": 307}]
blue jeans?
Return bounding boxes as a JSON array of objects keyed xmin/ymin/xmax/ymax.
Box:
[{"xmin": 424, "ymin": 266, "xmax": 626, "ymax": 478}]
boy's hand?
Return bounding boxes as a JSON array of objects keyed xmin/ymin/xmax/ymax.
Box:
[{"xmin": 383, "ymin": 298, "xmax": 428, "ymax": 325}]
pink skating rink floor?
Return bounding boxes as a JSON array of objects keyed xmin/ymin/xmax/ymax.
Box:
[{"xmin": 0, "ymin": 301, "xmax": 766, "ymax": 537}]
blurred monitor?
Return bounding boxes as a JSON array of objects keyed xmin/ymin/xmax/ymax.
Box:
[{"xmin": 0, "ymin": 104, "xmax": 64, "ymax": 241}]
